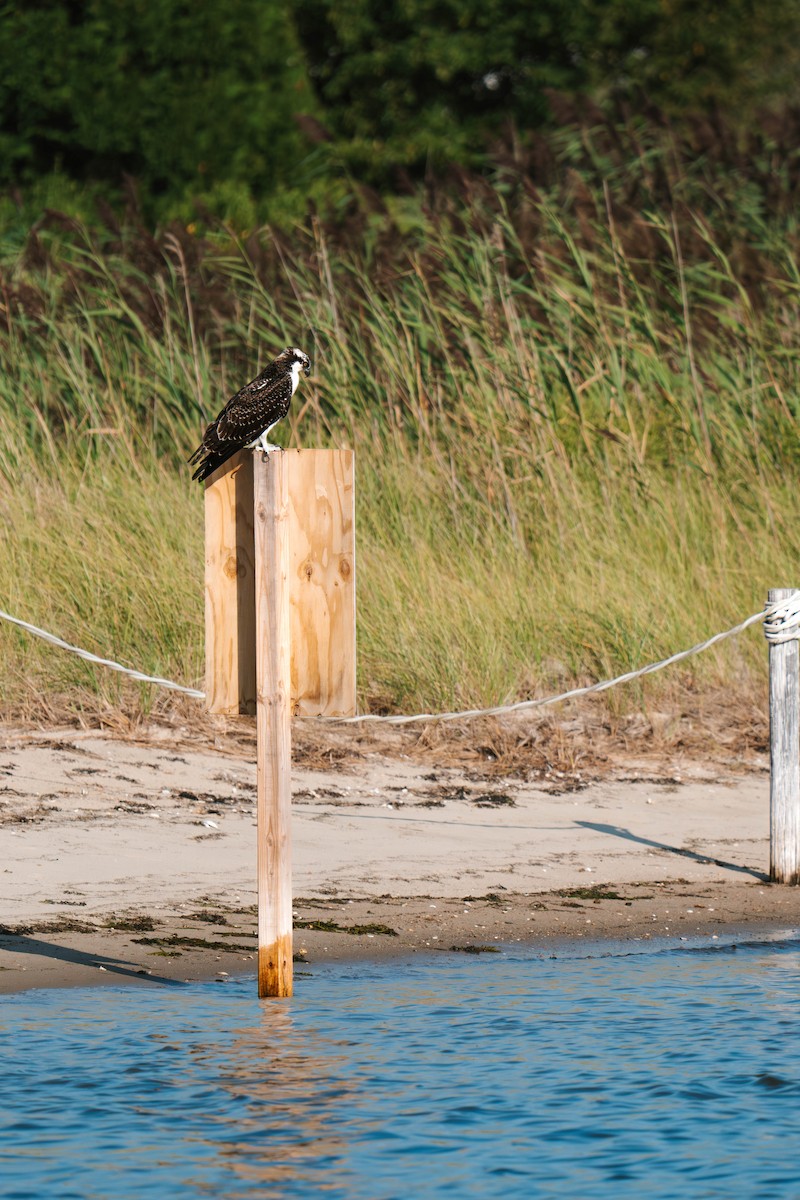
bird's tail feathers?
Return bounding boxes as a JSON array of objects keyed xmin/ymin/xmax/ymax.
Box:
[
  {"xmin": 191, "ymin": 446, "xmax": 240, "ymax": 482},
  {"xmin": 188, "ymin": 420, "xmax": 220, "ymax": 466}
]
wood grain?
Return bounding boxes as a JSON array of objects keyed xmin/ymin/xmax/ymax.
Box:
[
  {"xmin": 204, "ymin": 449, "xmax": 355, "ymax": 717},
  {"xmin": 203, "ymin": 451, "xmax": 256, "ymax": 715},
  {"xmin": 287, "ymin": 449, "xmax": 356, "ymax": 717},
  {"xmin": 254, "ymin": 452, "xmax": 293, "ymax": 997}
]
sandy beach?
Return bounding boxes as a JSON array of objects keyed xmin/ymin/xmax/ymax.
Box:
[{"xmin": 1, "ymin": 718, "xmax": 797, "ymax": 994}]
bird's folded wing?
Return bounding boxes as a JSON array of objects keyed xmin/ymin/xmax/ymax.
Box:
[{"xmin": 216, "ymin": 374, "xmax": 294, "ymax": 442}]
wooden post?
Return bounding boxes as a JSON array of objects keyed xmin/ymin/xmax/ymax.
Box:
[
  {"xmin": 205, "ymin": 450, "xmax": 356, "ymax": 718},
  {"xmin": 205, "ymin": 448, "xmax": 356, "ymax": 997},
  {"xmin": 254, "ymin": 453, "xmax": 293, "ymax": 997},
  {"xmin": 768, "ymin": 587, "xmax": 800, "ymax": 884},
  {"xmin": 203, "ymin": 452, "xmax": 256, "ymax": 714}
]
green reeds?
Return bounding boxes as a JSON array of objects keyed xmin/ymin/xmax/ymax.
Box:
[{"xmin": 1, "ymin": 140, "xmax": 798, "ymax": 723}]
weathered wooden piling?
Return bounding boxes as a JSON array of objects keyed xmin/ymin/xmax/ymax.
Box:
[{"xmin": 768, "ymin": 587, "xmax": 800, "ymax": 884}]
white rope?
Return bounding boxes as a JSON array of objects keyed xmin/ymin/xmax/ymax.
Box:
[
  {"xmin": 0, "ymin": 609, "xmax": 205, "ymax": 698},
  {"xmin": 763, "ymin": 591, "xmax": 800, "ymax": 644},
  {"xmin": 330, "ymin": 594, "xmax": 800, "ymax": 725},
  {"xmin": 1, "ymin": 590, "xmax": 798, "ymax": 720}
]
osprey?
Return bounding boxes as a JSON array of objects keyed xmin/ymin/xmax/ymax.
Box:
[{"xmin": 189, "ymin": 346, "xmax": 311, "ymax": 482}]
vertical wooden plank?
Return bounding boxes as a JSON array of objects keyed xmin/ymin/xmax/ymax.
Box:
[
  {"xmin": 254, "ymin": 452, "xmax": 293, "ymax": 997},
  {"xmin": 769, "ymin": 587, "xmax": 800, "ymax": 884},
  {"xmin": 288, "ymin": 449, "xmax": 356, "ymax": 717},
  {"xmin": 203, "ymin": 451, "xmax": 256, "ymax": 715}
]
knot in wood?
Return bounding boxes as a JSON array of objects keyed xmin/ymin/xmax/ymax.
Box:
[{"xmin": 223, "ymin": 554, "xmax": 242, "ymax": 580}]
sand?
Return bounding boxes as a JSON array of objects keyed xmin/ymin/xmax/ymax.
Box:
[{"xmin": 1, "ymin": 721, "xmax": 797, "ymax": 994}]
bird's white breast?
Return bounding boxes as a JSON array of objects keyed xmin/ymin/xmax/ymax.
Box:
[{"xmin": 289, "ymin": 361, "xmax": 302, "ymax": 394}]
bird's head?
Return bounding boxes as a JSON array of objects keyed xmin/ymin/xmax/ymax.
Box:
[{"xmin": 283, "ymin": 347, "xmax": 311, "ymax": 377}]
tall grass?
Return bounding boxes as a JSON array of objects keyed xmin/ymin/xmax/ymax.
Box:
[{"xmin": 1, "ymin": 121, "xmax": 799, "ymax": 724}]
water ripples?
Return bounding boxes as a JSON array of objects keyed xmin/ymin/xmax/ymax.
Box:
[{"xmin": 2, "ymin": 935, "xmax": 800, "ymax": 1197}]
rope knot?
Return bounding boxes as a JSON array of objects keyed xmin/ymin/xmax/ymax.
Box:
[{"xmin": 764, "ymin": 591, "xmax": 800, "ymax": 644}]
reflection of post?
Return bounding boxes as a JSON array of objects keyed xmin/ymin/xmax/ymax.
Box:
[
  {"xmin": 768, "ymin": 588, "xmax": 800, "ymax": 885},
  {"xmin": 201, "ymin": 1005, "xmax": 354, "ymax": 1190},
  {"xmin": 254, "ymin": 453, "xmax": 293, "ymax": 997}
]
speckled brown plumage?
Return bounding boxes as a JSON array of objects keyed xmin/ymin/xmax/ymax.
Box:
[{"xmin": 189, "ymin": 347, "xmax": 310, "ymax": 482}]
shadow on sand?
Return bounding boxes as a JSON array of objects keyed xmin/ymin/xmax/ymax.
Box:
[
  {"xmin": 0, "ymin": 930, "xmax": 187, "ymax": 987},
  {"xmin": 576, "ymin": 821, "xmax": 768, "ymax": 881}
]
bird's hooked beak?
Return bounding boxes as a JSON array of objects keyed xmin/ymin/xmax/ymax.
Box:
[{"xmin": 303, "ymin": 360, "xmax": 311, "ymax": 377}]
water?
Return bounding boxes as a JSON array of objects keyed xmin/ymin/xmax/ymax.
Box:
[{"xmin": 3, "ymin": 935, "xmax": 800, "ymax": 1199}]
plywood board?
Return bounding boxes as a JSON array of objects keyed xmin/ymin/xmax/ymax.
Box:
[
  {"xmin": 203, "ymin": 451, "xmax": 256, "ymax": 715},
  {"xmin": 286, "ymin": 449, "xmax": 356, "ymax": 717},
  {"xmin": 204, "ymin": 449, "xmax": 355, "ymax": 717}
]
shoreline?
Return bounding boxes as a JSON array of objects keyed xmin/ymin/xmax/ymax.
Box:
[
  {"xmin": 1, "ymin": 724, "xmax": 794, "ymax": 995},
  {"xmin": 3, "ymin": 880, "xmax": 800, "ymax": 995}
]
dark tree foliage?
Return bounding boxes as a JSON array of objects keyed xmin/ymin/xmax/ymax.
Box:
[
  {"xmin": 0, "ymin": 0, "xmax": 313, "ymax": 200},
  {"xmin": 293, "ymin": 0, "xmax": 582, "ymax": 172},
  {"xmin": 0, "ymin": 0, "xmax": 797, "ymax": 214},
  {"xmin": 294, "ymin": 0, "xmax": 800, "ymax": 179}
]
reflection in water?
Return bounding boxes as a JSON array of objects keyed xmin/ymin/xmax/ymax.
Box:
[
  {"xmin": 205, "ymin": 1003, "xmax": 358, "ymax": 1192},
  {"xmin": 2, "ymin": 937, "xmax": 800, "ymax": 1199}
]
